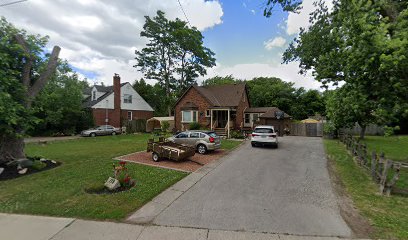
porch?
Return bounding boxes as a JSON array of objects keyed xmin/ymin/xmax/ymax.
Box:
[{"xmin": 209, "ymin": 108, "xmax": 236, "ymax": 138}]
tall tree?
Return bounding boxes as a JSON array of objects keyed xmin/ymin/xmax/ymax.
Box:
[
  {"xmin": 0, "ymin": 17, "xmax": 60, "ymax": 164},
  {"xmin": 247, "ymin": 77, "xmax": 297, "ymax": 114},
  {"xmin": 282, "ymin": 0, "xmax": 408, "ymax": 138},
  {"xmin": 134, "ymin": 10, "xmax": 216, "ymax": 116},
  {"xmin": 133, "ymin": 78, "xmax": 168, "ymax": 117}
]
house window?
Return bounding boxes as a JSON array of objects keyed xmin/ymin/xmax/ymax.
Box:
[
  {"xmin": 253, "ymin": 113, "xmax": 259, "ymax": 122},
  {"xmin": 205, "ymin": 110, "xmax": 210, "ymax": 117},
  {"xmin": 127, "ymin": 111, "xmax": 132, "ymax": 120},
  {"xmin": 124, "ymin": 94, "xmax": 132, "ymax": 103},
  {"xmin": 92, "ymin": 91, "xmax": 97, "ymax": 101},
  {"xmin": 182, "ymin": 110, "xmax": 198, "ymax": 123},
  {"xmin": 244, "ymin": 113, "xmax": 250, "ymax": 124}
]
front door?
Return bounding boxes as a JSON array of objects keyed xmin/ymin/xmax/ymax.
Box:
[{"xmin": 214, "ymin": 111, "xmax": 228, "ymax": 128}]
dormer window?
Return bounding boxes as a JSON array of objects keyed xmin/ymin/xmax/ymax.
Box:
[
  {"xmin": 124, "ymin": 94, "xmax": 132, "ymax": 103},
  {"xmin": 92, "ymin": 90, "xmax": 97, "ymax": 101}
]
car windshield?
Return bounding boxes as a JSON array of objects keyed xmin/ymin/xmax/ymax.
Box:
[{"xmin": 254, "ymin": 128, "xmax": 274, "ymax": 133}]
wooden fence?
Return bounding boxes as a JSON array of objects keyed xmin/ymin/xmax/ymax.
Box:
[
  {"xmin": 341, "ymin": 123, "xmax": 384, "ymax": 136},
  {"xmin": 339, "ymin": 134, "xmax": 408, "ymax": 196},
  {"xmin": 290, "ymin": 123, "xmax": 324, "ymax": 137}
]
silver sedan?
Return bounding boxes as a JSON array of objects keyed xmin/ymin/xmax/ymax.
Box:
[{"xmin": 81, "ymin": 125, "xmax": 121, "ymax": 137}]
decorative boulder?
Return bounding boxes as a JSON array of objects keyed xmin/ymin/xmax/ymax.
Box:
[
  {"xmin": 18, "ymin": 168, "xmax": 28, "ymax": 175},
  {"xmin": 0, "ymin": 167, "xmax": 4, "ymax": 176}
]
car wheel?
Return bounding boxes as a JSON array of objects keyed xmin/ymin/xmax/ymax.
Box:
[
  {"xmin": 90, "ymin": 133, "xmax": 96, "ymax": 137},
  {"xmin": 111, "ymin": 131, "xmax": 116, "ymax": 136},
  {"xmin": 197, "ymin": 144, "xmax": 207, "ymax": 154},
  {"xmin": 152, "ymin": 152, "xmax": 160, "ymax": 162},
  {"xmin": 251, "ymin": 142, "xmax": 256, "ymax": 147}
]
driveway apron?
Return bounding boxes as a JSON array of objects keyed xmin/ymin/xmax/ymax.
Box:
[{"xmin": 153, "ymin": 136, "xmax": 351, "ymax": 237}]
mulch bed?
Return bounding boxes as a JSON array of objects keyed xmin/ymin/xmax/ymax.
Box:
[
  {"xmin": 116, "ymin": 150, "xmax": 227, "ymax": 172},
  {"xmin": 84, "ymin": 185, "xmax": 135, "ymax": 195},
  {"xmin": 0, "ymin": 160, "xmax": 61, "ymax": 181}
]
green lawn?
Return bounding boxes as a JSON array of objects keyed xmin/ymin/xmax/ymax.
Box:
[
  {"xmin": 361, "ymin": 135, "xmax": 408, "ymax": 162},
  {"xmin": 220, "ymin": 139, "xmax": 243, "ymax": 150},
  {"xmin": 0, "ymin": 134, "xmax": 187, "ymax": 220},
  {"xmin": 324, "ymin": 139, "xmax": 408, "ymax": 239}
]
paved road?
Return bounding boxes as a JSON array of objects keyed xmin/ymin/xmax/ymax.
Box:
[{"xmin": 154, "ymin": 136, "xmax": 352, "ymax": 237}]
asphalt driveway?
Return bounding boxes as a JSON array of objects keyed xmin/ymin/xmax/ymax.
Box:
[{"xmin": 153, "ymin": 136, "xmax": 352, "ymax": 237}]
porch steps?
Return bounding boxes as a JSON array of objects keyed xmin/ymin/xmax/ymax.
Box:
[{"xmin": 214, "ymin": 128, "xmax": 226, "ymax": 136}]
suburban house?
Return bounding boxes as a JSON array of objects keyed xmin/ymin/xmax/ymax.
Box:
[
  {"xmin": 83, "ymin": 74, "xmax": 154, "ymax": 128},
  {"xmin": 174, "ymin": 83, "xmax": 291, "ymax": 137}
]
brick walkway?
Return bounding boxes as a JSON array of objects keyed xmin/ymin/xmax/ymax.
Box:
[{"xmin": 115, "ymin": 150, "xmax": 227, "ymax": 172}]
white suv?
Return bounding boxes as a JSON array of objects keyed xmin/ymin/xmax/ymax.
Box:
[{"xmin": 251, "ymin": 125, "xmax": 278, "ymax": 148}]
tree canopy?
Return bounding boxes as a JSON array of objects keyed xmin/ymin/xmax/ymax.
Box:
[
  {"xmin": 134, "ymin": 10, "xmax": 216, "ymax": 116},
  {"xmin": 282, "ymin": 0, "xmax": 408, "ymax": 138},
  {"xmin": 30, "ymin": 60, "xmax": 91, "ymax": 136}
]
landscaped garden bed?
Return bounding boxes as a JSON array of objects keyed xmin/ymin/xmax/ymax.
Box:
[{"xmin": 0, "ymin": 157, "xmax": 61, "ymax": 181}]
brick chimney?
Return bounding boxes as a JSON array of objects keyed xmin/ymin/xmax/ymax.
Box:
[{"xmin": 112, "ymin": 74, "xmax": 121, "ymax": 127}]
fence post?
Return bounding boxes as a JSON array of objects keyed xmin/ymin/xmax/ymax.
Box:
[
  {"xmin": 385, "ymin": 162, "xmax": 401, "ymax": 196},
  {"xmin": 362, "ymin": 144, "xmax": 368, "ymax": 166},
  {"xmin": 379, "ymin": 156, "xmax": 390, "ymax": 195},
  {"xmin": 371, "ymin": 151, "xmax": 377, "ymax": 181}
]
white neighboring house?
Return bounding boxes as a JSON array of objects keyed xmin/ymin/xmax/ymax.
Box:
[{"xmin": 83, "ymin": 74, "xmax": 154, "ymax": 128}]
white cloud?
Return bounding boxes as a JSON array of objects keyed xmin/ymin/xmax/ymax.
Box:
[
  {"xmin": 1, "ymin": 0, "xmax": 223, "ymax": 85},
  {"xmin": 199, "ymin": 62, "xmax": 322, "ymax": 90},
  {"xmin": 264, "ymin": 37, "xmax": 287, "ymax": 50},
  {"xmin": 286, "ymin": 0, "xmax": 333, "ymax": 35}
]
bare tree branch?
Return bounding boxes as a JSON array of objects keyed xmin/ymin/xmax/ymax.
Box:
[
  {"xmin": 14, "ymin": 34, "xmax": 33, "ymax": 87},
  {"xmin": 28, "ymin": 45, "xmax": 61, "ymax": 101}
]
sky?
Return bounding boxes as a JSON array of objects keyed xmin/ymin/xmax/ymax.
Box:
[{"xmin": 0, "ymin": 0, "xmax": 331, "ymax": 89}]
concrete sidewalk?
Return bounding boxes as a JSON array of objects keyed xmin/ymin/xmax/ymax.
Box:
[{"xmin": 0, "ymin": 213, "xmax": 366, "ymax": 240}]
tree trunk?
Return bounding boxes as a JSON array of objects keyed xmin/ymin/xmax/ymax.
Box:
[
  {"xmin": 359, "ymin": 125, "xmax": 366, "ymax": 140},
  {"xmin": 0, "ymin": 135, "xmax": 26, "ymax": 164}
]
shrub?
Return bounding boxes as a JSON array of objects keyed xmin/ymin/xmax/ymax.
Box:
[
  {"xmin": 230, "ymin": 130, "xmax": 245, "ymax": 139},
  {"xmin": 383, "ymin": 126, "xmax": 400, "ymax": 137},
  {"xmin": 161, "ymin": 121, "xmax": 170, "ymax": 132},
  {"xmin": 189, "ymin": 121, "xmax": 201, "ymax": 130},
  {"xmin": 31, "ymin": 161, "xmax": 47, "ymax": 170}
]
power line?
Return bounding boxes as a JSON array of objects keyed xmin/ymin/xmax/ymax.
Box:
[
  {"xmin": 0, "ymin": 0, "xmax": 28, "ymax": 7},
  {"xmin": 177, "ymin": 0, "xmax": 192, "ymax": 28}
]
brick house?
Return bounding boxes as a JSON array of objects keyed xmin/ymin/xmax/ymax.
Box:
[
  {"xmin": 83, "ymin": 74, "xmax": 154, "ymax": 128},
  {"xmin": 174, "ymin": 83, "xmax": 291, "ymax": 137}
]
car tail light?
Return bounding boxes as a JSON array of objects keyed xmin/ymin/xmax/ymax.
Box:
[
  {"xmin": 252, "ymin": 134, "xmax": 258, "ymax": 137},
  {"xmin": 209, "ymin": 137, "xmax": 215, "ymax": 143},
  {"xmin": 270, "ymin": 134, "xmax": 276, "ymax": 138}
]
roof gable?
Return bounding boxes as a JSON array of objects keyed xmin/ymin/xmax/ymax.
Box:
[{"xmin": 175, "ymin": 83, "xmax": 248, "ymax": 108}]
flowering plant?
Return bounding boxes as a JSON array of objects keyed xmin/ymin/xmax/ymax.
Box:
[{"xmin": 112, "ymin": 161, "xmax": 135, "ymax": 188}]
